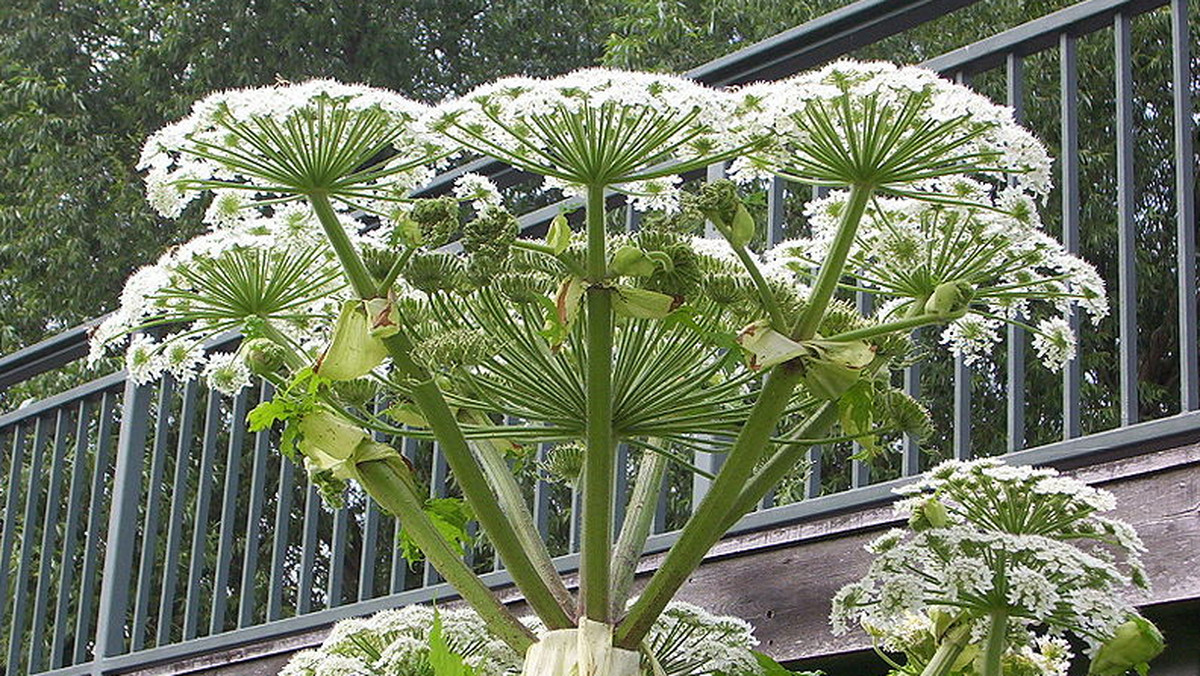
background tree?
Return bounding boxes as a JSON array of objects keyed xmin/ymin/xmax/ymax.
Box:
[{"xmin": 0, "ymin": 0, "xmax": 610, "ymax": 353}]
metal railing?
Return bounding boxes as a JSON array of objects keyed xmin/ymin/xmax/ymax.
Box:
[{"xmin": 1, "ymin": 0, "xmax": 1197, "ymax": 673}]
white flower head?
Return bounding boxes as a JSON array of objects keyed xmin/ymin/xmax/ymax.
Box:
[
  {"xmin": 125, "ymin": 334, "xmax": 165, "ymax": 385},
  {"xmin": 452, "ymin": 172, "xmax": 504, "ymax": 209},
  {"xmin": 734, "ymin": 60, "xmax": 1052, "ymax": 203},
  {"xmin": 430, "ymin": 68, "xmax": 747, "ymax": 186},
  {"xmin": 620, "ymin": 175, "xmax": 683, "ymax": 214},
  {"xmin": 140, "ymin": 79, "xmax": 441, "ymax": 224},
  {"xmin": 161, "ymin": 333, "xmax": 204, "ymax": 381},
  {"xmin": 1032, "ymin": 316, "xmax": 1077, "ymax": 371},
  {"xmin": 940, "ymin": 315, "xmax": 1002, "ymax": 365},
  {"xmin": 840, "ymin": 459, "xmax": 1150, "ymax": 656},
  {"xmin": 203, "ymin": 351, "xmax": 252, "ymax": 394}
]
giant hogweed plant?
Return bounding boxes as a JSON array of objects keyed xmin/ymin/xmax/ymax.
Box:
[{"xmin": 92, "ymin": 62, "xmax": 1123, "ymax": 675}]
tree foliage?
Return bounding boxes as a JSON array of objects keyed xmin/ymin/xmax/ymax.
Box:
[{"xmin": 0, "ymin": 0, "xmax": 610, "ymax": 352}]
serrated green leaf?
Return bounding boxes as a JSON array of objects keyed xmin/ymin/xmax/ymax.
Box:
[{"xmin": 429, "ymin": 609, "xmax": 477, "ymax": 676}]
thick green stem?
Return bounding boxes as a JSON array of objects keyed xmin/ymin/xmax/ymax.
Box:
[
  {"xmin": 615, "ymin": 362, "xmax": 804, "ymax": 647},
  {"xmin": 791, "ymin": 185, "xmax": 874, "ymax": 340},
  {"xmin": 356, "ymin": 457, "xmax": 535, "ymax": 652},
  {"xmin": 308, "ymin": 190, "xmax": 573, "ymax": 629},
  {"xmin": 386, "ymin": 335, "xmax": 573, "ymax": 629},
  {"xmin": 617, "ymin": 184, "xmax": 877, "ymax": 648},
  {"xmin": 723, "ymin": 404, "xmax": 839, "ymax": 530},
  {"xmin": 581, "ymin": 183, "xmax": 615, "ymax": 622},
  {"xmin": 982, "ymin": 611, "xmax": 1008, "ymax": 676},
  {"xmin": 919, "ymin": 623, "xmax": 972, "ymax": 676},
  {"xmin": 468, "ymin": 435, "xmax": 576, "ymax": 615},
  {"xmin": 310, "ymin": 191, "xmax": 379, "ymax": 297},
  {"xmin": 610, "ymin": 449, "xmax": 668, "ymax": 617}
]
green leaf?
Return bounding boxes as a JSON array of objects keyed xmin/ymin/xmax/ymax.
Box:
[
  {"xmin": 247, "ymin": 397, "xmax": 287, "ymax": 432},
  {"xmin": 246, "ymin": 368, "xmax": 333, "ymax": 461},
  {"xmin": 838, "ymin": 380, "xmax": 880, "ymax": 459},
  {"xmin": 748, "ymin": 651, "xmax": 822, "ymax": 676},
  {"xmin": 428, "ymin": 608, "xmax": 478, "ymax": 676},
  {"xmin": 398, "ymin": 498, "xmax": 475, "ymax": 564}
]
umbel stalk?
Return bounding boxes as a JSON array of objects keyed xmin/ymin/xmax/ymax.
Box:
[
  {"xmin": 307, "ymin": 191, "xmax": 574, "ymax": 639},
  {"xmin": 581, "ymin": 183, "xmax": 616, "ymax": 622},
  {"xmin": 617, "ymin": 184, "xmax": 875, "ymax": 647}
]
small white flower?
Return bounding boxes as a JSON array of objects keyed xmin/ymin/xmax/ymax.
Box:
[
  {"xmin": 940, "ymin": 315, "xmax": 1002, "ymax": 365},
  {"xmin": 203, "ymin": 351, "xmax": 252, "ymax": 394},
  {"xmin": 125, "ymin": 334, "xmax": 165, "ymax": 385},
  {"xmin": 620, "ymin": 176, "xmax": 682, "ymax": 214},
  {"xmin": 161, "ymin": 334, "xmax": 204, "ymax": 381},
  {"xmin": 452, "ymin": 172, "xmax": 504, "ymax": 209},
  {"xmin": 1032, "ymin": 316, "xmax": 1077, "ymax": 370},
  {"xmin": 204, "ymin": 190, "xmax": 249, "ymax": 227}
]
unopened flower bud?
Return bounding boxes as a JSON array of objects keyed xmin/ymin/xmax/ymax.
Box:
[
  {"xmin": 612, "ymin": 286, "xmax": 681, "ymax": 319},
  {"xmin": 405, "ymin": 252, "xmax": 466, "ymax": 294},
  {"xmin": 361, "ymin": 245, "xmax": 400, "ymax": 282},
  {"xmin": 315, "ymin": 301, "xmax": 388, "ymax": 381},
  {"xmin": 543, "ymin": 443, "xmax": 585, "ymax": 487},
  {"xmin": 705, "ymin": 274, "xmax": 750, "ymax": 306},
  {"xmin": 1089, "ymin": 615, "xmax": 1164, "ymax": 676},
  {"xmin": 610, "ymin": 246, "xmax": 659, "ymax": 277},
  {"xmin": 546, "ymin": 213, "xmax": 572, "ymax": 254},
  {"xmin": 409, "ymin": 197, "xmax": 460, "ymax": 248},
  {"xmin": 462, "ymin": 206, "xmax": 518, "ymax": 254},
  {"xmin": 241, "ymin": 337, "xmax": 288, "ymax": 376},
  {"xmin": 924, "ymin": 281, "xmax": 974, "ymax": 317},
  {"xmin": 908, "ymin": 497, "xmax": 949, "ymax": 531},
  {"xmin": 297, "ymin": 410, "xmax": 367, "ymax": 475},
  {"xmin": 497, "ymin": 271, "xmax": 553, "ymax": 304},
  {"xmin": 801, "ymin": 358, "xmax": 861, "ymax": 400},
  {"xmin": 730, "ymin": 203, "xmax": 755, "ymax": 247},
  {"xmin": 693, "ymin": 179, "xmax": 740, "ymax": 228}
]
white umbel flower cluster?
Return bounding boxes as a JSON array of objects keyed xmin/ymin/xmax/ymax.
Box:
[
  {"xmin": 139, "ymin": 79, "xmax": 444, "ymax": 219},
  {"xmin": 832, "ymin": 459, "xmax": 1148, "ymax": 657},
  {"xmin": 642, "ymin": 601, "xmax": 762, "ymax": 676},
  {"xmin": 730, "ymin": 60, "xmax": 1052, "ymax": 200},
  {"xmin": 428, "ymin": 69, "xmax": 750, "ymax": 209},
  {"xmin": 88, "ymin": 206, "xmax": 354, "ymax": 392},
  {"xmin": 279, "ymin": 601, "xmax": 766, "ymax": 676},
  {"xmin": 765, "ymin": 187, "xmax": 1107, "ymax": 370},
  {"xmin": 279, "ymin": 605, "xmax": 522, "ymax": 676}
]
